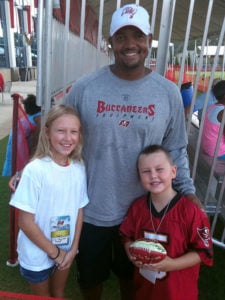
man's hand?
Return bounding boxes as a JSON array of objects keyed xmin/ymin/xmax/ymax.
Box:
[{"xmin": 9, "ymin": 172, "xmax": 21, "ymax": 192}]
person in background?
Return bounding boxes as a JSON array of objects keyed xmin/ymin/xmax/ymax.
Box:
[
  {"xmin": 9, "ymin": 104, "xmax": 89, "ymax": 298},
  {"xmin": 180, "ymin": 81, "xmax": 195, "ymax": 119},
  {"xmin": 22, "ymin": 94, "xmax": 41, "ymax": 126},
  {"xmin": 120, "ymin": 144, "xmax": 213, "ymax": 300},
  {"xmin": 201, "ymin": 80, "xmax": 225, "ymax": 158},
  {"xmin": 2, "ymin": 94, "xmax": 41, "ymax": 176},
  {"xmin": 22, "ymin": 94, "xmax": 42, "ymax": 155},
  {"xmin": 195, "ymin": 78, "xmax": 221, "ymax": 124}
]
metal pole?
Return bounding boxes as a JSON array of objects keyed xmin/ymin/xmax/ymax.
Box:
[
  {"xmin": 7, "ymin": 94, "xmax": 19, "ymax": 267},
  {"xmin": 36, "ymin": 0, "xmax": 44, "ymax": 107},
  {"xmin": 79, "ymin": 0, "xmax": 86, "ymax": 76},
  {"xmin": 96, "ymin": 0, "xmax": 104, "ymax": 69},
  {"xmin": 177, "ymin": 0, "xmax": 195, "ymax": 88},
  {"xmin": 62, "ymin": 0, "xmax": 71, "ymax": 101},
  {"xmin": 43, "ymin": 0, "xmax": 53, "ymax": 114},
  {"xmin": 186, "ymin": 0, "xmax": 214, "ymax": 134},
  {"xmin": 156, "ymin": 0, "xmax": 176, "ymax": 76}
]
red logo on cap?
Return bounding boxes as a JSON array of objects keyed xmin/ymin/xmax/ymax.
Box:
[{"xmin": 121, "ymin": 6, "xmax": 137, "ymax": 19}]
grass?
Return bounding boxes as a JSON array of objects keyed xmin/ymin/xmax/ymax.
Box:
[{"xmin": 1, "ymin": 135, "xmax": 225, "ymax": 299}]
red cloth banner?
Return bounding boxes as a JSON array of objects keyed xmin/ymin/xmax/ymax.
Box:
[
  {"xmin": 24, "ymin": 5, "xmax": 31, "ymax": 33},
  {"xmin": 53, "ymin": 0, "xmax": 98, "ymax": 47},
  {"xmin": 0, "ymin": 291, "xmax": 63, "ymax": 299},
  {"xmin": 34, "ymin": 0, "xmax": 38, "ymax": 8},
  {"xmin": 9, "ymin": 0, "xmax": 14, "ymax": 28},
  {"xmin": 8, "ymin": 94, "xmax": 36, "ymax": 266}
]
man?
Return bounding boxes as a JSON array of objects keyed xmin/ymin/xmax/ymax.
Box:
[{"xmin": 66, "ymin": 4, "xmax": 200, "ymax": 300}]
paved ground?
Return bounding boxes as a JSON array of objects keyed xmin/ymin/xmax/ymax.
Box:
[{"xmin": 0, "ymin": 80, "xmax": 37, "ymax": 140}]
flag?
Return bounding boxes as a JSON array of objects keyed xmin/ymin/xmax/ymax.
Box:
[
  {"xmin": 24, "ymin": 5, "xmax": 31, "ymax": 34},
  {"xmin": 7, "ymin": 94, "xmax": 35, "ymax": 266},
  {"xmin": 9, "ymin": 0, "xmax": 14, "ymax": 28},
  {"xmin": 2, "ymin": 95, "xmax": 35, "ymax": 176}
]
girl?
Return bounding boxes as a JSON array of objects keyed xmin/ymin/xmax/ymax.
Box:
[
  {"xmin": 10, "ymin": 104, "xmax": 89, "ymax": 298},
  {"xmin": 201, "ymin": 80, "xmax": 225, "ymax": 158}
]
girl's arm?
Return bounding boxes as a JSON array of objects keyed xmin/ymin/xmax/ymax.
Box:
[
  {"xmin": 18, "ymin": 210, "xmax": 65, "ymax": 264},
  {"xmin": 144, "ymin": 251, "xmax": 201, "ymax": 272},
  {"xmin": 58, "ymin": 208, "xmax": 83, "ymax": 270}
]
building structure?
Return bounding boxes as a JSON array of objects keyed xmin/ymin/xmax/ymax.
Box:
[{"xmin": 0, "ymin": 0, "xmax": 37, "ymax": 82}]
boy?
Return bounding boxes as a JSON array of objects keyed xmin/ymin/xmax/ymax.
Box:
[{"xmin": 120, "ymin": 145, "xmax": 213, "ymax": 300}]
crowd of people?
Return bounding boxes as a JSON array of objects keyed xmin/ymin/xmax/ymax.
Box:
[{"xmin": 6, "ymin": 3, "xmax": 216, "ymax": 300}]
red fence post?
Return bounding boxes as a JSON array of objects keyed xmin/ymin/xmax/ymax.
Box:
[{"xmin": 6, "ymin": 94, "xmax": 21, "ymax": 267}]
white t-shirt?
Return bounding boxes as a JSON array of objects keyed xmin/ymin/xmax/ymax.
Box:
[{"xmin": 10, "ymin": 157, "xmax": 89, "ymax": 271}]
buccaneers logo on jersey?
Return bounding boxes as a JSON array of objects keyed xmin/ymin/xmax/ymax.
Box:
[{"xmin": 197, "ymin": 227, "xmax": 211, "ymax": 247}]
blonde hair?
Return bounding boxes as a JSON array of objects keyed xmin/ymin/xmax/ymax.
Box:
[{"xmin": 32, "ymin": 104, "xmax": 83, "ymax": 162}]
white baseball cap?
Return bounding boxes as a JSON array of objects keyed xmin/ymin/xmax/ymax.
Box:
[{"xmin": 110, "ymin": 4, "xmax": 151, "ymax": 37}]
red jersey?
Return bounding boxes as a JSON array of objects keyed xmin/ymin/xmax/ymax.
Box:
[{"xmin": 120, "ymin": 193, "xmax": 213, "ymax": 300}]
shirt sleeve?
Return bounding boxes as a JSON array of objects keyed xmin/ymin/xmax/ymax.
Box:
[
  {"xmin": 9, "ymin": 164, "xmax": 40, "ymax": 214},
  {"xmin": 186, "ymin": 203, "xmax": 213, "ymax": 266},
  {"xmin": 119, "ymin": 204, "xmax": 136, "ymax": 244},
  {"xmin": 169, "ymin": 147, "xmax": 196, "ymax": 195},
  {"xmin": 78, "ymin": 165, "xmax": 89, "ymax": 208},
  {"xmin": 65, "ymin": 81, "xmax": 82, "ymax": 109},
  {"xmin": 161, "ymin": 85, "xmax": 196, "ymax": 195},
  {"xmin": 65, "ymin": 84, "xmax": 76, "ymax": 106}
]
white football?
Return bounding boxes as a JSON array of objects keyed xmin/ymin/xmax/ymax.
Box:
[{"xmin": 129, "ymin": 238, "xmax": 167, "ymax": 264}]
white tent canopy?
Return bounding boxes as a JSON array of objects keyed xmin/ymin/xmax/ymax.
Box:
[{"xmin": 198, "ymin": 45, "xmax": 225, "ymax": 56}]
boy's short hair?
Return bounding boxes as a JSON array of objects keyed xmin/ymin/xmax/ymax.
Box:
[{"xmin": 138, "ymin": 144, "xmax": 174, "ymax": 165}]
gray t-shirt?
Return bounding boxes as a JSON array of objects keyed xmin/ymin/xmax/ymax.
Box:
[{"xmin": 66, "ymin": 66, "xmax": 195, "ymax": 226}]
